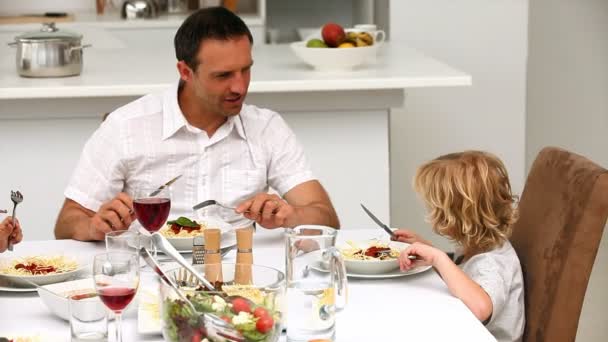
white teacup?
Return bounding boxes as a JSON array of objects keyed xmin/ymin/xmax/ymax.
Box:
[{"xmin": 351, "ymin": 24, "xmax": 386, "ymax": 46}]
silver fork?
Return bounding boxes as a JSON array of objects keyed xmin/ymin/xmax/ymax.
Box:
[
  {"xmin": 192, "ymin": 199, "xmax": 236, "ymax": 211},
  {"xmin": 8, "ymin": 190, "xmax": 23, "ymax": 251}
]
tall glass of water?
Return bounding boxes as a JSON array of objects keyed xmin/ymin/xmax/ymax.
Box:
[{"xmin": 285, "ymin": 226, "xmax": 348, "ymax": 341}]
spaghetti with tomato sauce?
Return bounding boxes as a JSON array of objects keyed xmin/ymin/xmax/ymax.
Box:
[{"xmin": 0, "ymin": 255, "xmax": 78, "ymax": 276}]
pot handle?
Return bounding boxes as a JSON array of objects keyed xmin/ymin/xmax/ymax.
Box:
[
  {"xmin": 7, "ymin": 42, "xmax": 17, "ymax": 47},
  {"xmin": 69, "ymin": 44, "xmax": 92, "ymax": 53}
]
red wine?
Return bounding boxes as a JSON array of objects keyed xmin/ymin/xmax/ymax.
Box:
[
  {"xmin": 133, "ymin": 197, "xmax": 171, "ymax": 232},
  {"xmin": 98, "ymin": 287, "xmax": 136, "ymax": 311}
]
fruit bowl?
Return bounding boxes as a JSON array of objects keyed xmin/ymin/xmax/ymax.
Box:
[{"xmin": 290, "ymin": 40, "xmax": 380, "ymax": 71}]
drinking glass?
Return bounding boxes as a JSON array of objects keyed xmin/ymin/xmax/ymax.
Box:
[
  {"xmin": 105, "ymin": 230, "xmax": 140, "ymax": 253},
  {"xmin": 285, "ymin": 226, "xmax": 348, "ymax": 342},
  {"xmin": 69, "ymin": 295, "xmax": 108, "ymax": 341},
  {"xmin": 133, "ymin": 187, "xmax": 171, "ymax": 257},
  {"xmin": 106, "ymin": 230, "xmax": 148, "ymax": 269},
  {"xmin": 93, "ymin": 252, "xmax": 140, "ymax": 342}
]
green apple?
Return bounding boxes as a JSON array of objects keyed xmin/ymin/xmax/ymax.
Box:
[{"xmin": 306, "ymin": 38, "xmax": 328, "ymax": 48}]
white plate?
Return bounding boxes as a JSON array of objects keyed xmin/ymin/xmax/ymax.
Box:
[
  {"xmin": 157, "ymin": 238, "xmax": 237, "ymax": 256},
  {"xmin": 0, "ymin": 283, "xmax": 37, "ymax": 292},
  {"xmin": 310, "ymin": 260, "xmax": 432, "ymax": 279}
]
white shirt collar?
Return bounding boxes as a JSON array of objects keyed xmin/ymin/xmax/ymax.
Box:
[{"xmin": 162, "ymin": 81, "xmax": 247, "ymax": 141}]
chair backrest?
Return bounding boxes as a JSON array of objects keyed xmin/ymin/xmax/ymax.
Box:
[{"xmin": 511, "ymin": 147, "xmax": 608, "ymax": 342}]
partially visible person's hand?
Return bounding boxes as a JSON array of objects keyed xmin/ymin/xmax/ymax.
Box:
[
  {"xmin": 236, "ymin": 193, "xmax": 296, "ymax": 229},
  {"xmin": 391, "ymin": 228, "xmax": 433, "ymax": 246},
  {"xmin": 88, "ymin": 192, "xmax": 135, "ymax": 240},
  {"xmin": 0, "ymin": 216, "xmax": 22, "ymax": 252},
  {"xmin": 398, "ymin": 242, "xmax": 443, "ymax": 271}
]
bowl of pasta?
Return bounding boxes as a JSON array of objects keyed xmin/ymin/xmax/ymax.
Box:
[
  {"xmin": 159, "ymin": 216, "xmax": 234, "ymax": 251},
  {"xmin": 339, "ymin": 240, "xmax": 408, "ymax": 274},
  {"xmin": 0, "ymin": 254, "xmax": 87, "ymax": 286}
]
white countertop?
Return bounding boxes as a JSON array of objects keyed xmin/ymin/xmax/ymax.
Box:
[
  {"xmin": 0, "ymin": 39, "xmax": 471, "ymax": 99},
  {"xmin": 0, "ymin": 229, "xmax": 495, "ymax": 342}
]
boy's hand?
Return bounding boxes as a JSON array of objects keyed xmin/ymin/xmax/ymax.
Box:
[
  {"xmin": 398, "ymin": 242, "xmax": 442, "ymax": 271},
  {"xmin": 391, "ymin": 229, "xmax": 433, "ymax": 246}
]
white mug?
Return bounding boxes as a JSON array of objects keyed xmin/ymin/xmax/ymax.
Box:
[{"xmin": 352, "ymin": 24, "xmax": 386, "ymax": 45}]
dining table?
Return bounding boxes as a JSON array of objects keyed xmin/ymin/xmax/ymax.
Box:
[{"xmin": 0, "ymin": 228, "xmax": 496, "ymax": 341}]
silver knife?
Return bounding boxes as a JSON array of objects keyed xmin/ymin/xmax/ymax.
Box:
[
  {"xmin": 149, "ymin": 175, "xmax": 182, "ymax": 197},
  {"xmin": 360, "ymin": 203, "xmax": 396, "ymax": 238}
]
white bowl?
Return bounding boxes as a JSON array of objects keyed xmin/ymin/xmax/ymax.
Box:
[
  {"xmin": 0, "ymin": 255, "xmax": 88, "ymax": 287},
  {"xmin": 38, "ymin": 278, "xmax": 96, "ymax": 321},
  {"xmin": 38, "ymin": 278, "xmax": 138, "ymax": 321},
  {"xmin": 340, "ymin": 240, "xmax": 409, "ymax": 275},
  {"xmin": 160, "ymin": 217, "xmax": 234, "ymax": 251},
  {"xmin": 290, "ymin": 40, "xmax": 379, "ymax": 71}
]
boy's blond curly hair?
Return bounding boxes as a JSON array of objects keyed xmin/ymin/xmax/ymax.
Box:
[{"xmin": 414, "ymin": 151, "xmax": 518, "ymax": 255}]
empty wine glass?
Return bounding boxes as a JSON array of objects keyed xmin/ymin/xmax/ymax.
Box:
[{"xmin": 93, "ymin": 252, "xmax": 139, "ymax": 342}]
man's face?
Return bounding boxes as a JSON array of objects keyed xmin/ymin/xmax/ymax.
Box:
[{"xmin": 189, "ymin": 35, "xmax": 253, "ymax": 118}]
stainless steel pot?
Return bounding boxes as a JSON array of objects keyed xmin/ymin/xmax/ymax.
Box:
[
  {"xmin": 121, "ymin": 0, "xmax": 160, "ymax": 19},
  {"xmin": 8, "ymin": 22, "xmax": 91, "ymax": 78}
]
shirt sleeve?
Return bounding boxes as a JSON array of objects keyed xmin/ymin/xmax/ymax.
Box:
[
  {"xmin": 263, "ymin": 114, "xmax": 315, "ymax": 196},
  {"xmin": 64, "ymin": 118, "xmax": 127, "ymax": 212},
  {"xmin": 462, "ymin": 254, "xmax": 511, "ymax": 325}
]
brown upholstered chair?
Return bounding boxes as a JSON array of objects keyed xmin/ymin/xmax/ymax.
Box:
[{"xmin": 510, "ymin": 147, "xmax": 608, "ymax": 342}]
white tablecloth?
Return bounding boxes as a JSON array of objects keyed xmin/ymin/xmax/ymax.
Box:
[{"xmin": 0, "ymin": 229, "xmax": 496, "ymax": 341}]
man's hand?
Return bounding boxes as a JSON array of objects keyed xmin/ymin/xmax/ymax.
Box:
[
  {"xmin": 236, "ymin": 193, "xmax": 295, "ymax": 229},
  {"xmin": 88, "ymin": 192, "xmax": 136, "ymax": 240},
  {"xmin": 0, "ymin": 217, "xmax": 22, "ymax": 252},
  {"xmin": 56, "ymin": 193, "xmax": 136, "ymax": 241},
  {"xmin": 235, "ymin": 180, "xmax": 339, "ymax": 229}
]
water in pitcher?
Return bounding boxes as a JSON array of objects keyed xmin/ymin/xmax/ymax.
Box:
[{"xmin": 286, "ymin": 279, "xmax": 336, "ymax": 341}]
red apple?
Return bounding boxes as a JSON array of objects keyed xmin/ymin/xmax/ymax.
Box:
[{"xmin": 321, "ymin": 22, "xmax": 346, "ymax": 47}]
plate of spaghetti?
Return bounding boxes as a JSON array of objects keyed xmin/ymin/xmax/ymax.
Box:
[
  {"xmin": 339, "ymin": 240, "xmax": 406, "ymax": 274},
  {"xmin": 0, "ymin": 255, "xmax": 85, "ymax": 287},
  {"xmin": 159, "ymin": 216, "xmax": 235, "ymax": 251}
]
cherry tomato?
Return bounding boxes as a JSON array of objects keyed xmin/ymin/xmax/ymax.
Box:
[
  {"xmin": 221, "ymin": 315, "xmax": 231, "ymax": 323},
  {"xmin": 231, "ymin": 298, "xmax": 251, "ymax": 314},
  {"xmin": 256, "ymin": 315, "xmax": 274, "ymax": 333},
  {"xmin": 253, "ymin": 307, "xmax": 269, "ymax": 319},
  {"xmin": 191, "ymin": 331, "xmax": 202, "ymax": 342}
]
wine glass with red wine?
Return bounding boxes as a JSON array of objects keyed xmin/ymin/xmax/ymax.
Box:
[
  {"xmin": 93, "ymin": 252, "xmax": 139, "ymax": 342},
  {"xmin": 133, "ymin": 186, "xmax": 171, "ymax": 257}
]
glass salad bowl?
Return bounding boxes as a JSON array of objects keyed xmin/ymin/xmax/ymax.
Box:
[{"xmin": 160, "ymin": 263, "xmax": 285, "ymax": 342}]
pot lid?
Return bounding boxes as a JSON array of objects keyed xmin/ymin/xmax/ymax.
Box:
[{"xmin": 15, "ymin": 22, "xmax": 82, "ymax": 42}]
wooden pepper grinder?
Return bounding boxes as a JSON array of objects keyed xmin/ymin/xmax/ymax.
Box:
[
  {"xmin": 235, "ymin": 227, "xmax": 253, "ymax": 284},
  {"xmin": 203, "ymin": 228, "xmax": 223, "ymax": 286}
]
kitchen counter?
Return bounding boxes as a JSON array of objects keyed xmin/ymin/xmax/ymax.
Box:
[
  {"xmin": 0, "ymin": 43, "xmax": 469, "ymax": 99},
  {"xmin": 0, "ymin": 37, "xmax": 470, "ymax": 240}
]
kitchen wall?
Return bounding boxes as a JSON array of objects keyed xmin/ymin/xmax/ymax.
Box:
[
  {"xmin": 526, "ymin": 0, "xmax": 608, "ymax": 340},
  {"xmin": 388, "ymin": 0, "xmax": 528, "ymax": 251}
]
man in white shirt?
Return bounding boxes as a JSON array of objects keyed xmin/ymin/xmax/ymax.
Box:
[{"xmin": 54, "ymin": 7, "xmax": 339, "ymax": 241}]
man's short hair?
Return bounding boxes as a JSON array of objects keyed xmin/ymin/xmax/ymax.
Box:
[{"xmin": 174, "ymin": 6, "xmax": 253, "ymax": 70}]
